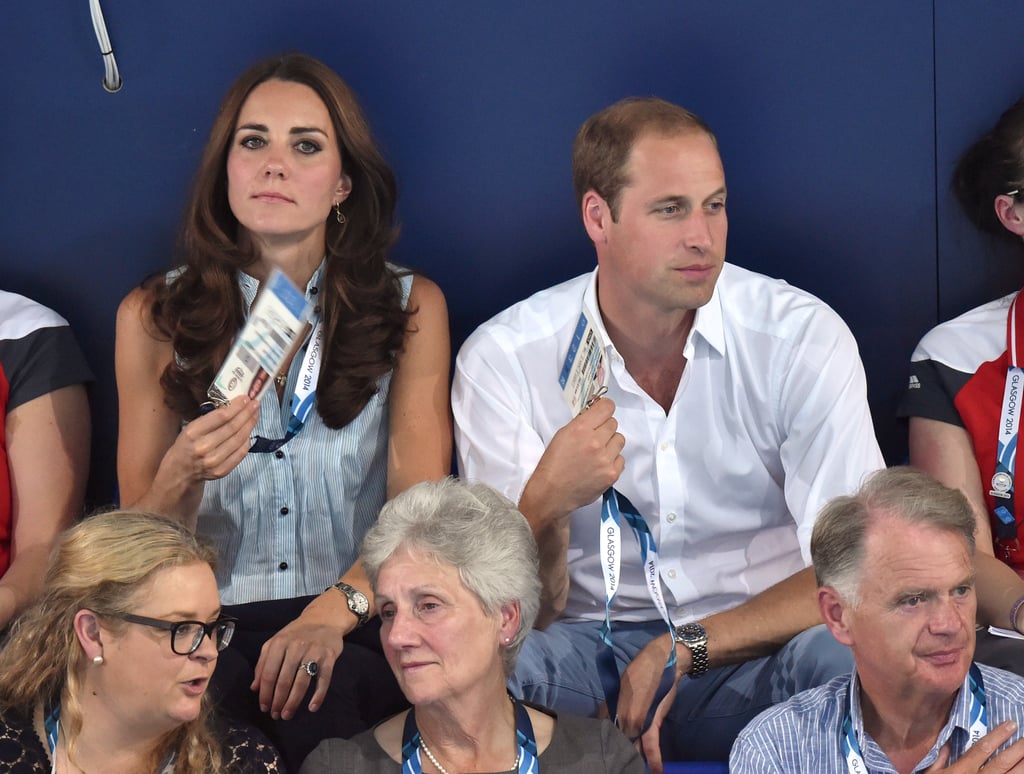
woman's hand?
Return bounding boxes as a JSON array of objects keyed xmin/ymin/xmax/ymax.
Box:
[
  {"xmin": 160, "ymin": 398, "xmax": 259, "ymax": 482},
  {"xmin": 250, "ymin": 591, "xmax": 353, "ymax": 720},
  {"xmin": 130, "ymin": 397, "xmax": 258, "ymax": 524},
  {"xmin": 116, "ymin": 285, "xmax": 257, "ymax": 524}
]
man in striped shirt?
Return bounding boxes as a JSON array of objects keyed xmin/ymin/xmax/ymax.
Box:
[{"xmin": 730, "ymin": 467, "xmax": 1024, "ymax": 773}]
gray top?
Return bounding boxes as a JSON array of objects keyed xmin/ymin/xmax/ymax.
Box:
[{"xmin": 298, "ymin": 708, "xmax": 645, "ymax": 773}]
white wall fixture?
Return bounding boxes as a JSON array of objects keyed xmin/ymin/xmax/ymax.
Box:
[{"xmin": 89, "ymin": 0, "xmax": 122, "ymax": 92}]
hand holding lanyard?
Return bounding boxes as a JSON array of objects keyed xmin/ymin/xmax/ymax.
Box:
[{"xmin": 560, "ymin": 310, "xmax": 678, "ymax": 730}]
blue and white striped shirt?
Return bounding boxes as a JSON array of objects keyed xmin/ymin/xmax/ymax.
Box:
[
  {"xmin": 195, "ymin": 264, "xmax": 413, "ymax": 605},
  {"xmin": 730, "ymin": 663, "xmax": 1024, "ymax": 773}
]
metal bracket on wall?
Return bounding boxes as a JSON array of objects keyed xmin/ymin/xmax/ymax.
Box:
[{"xmin": 89, "ymin": 0, "xmax": 122, "ymax": 93}]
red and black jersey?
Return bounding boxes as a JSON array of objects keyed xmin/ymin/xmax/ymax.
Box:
[{"xmin": 0, "ymin": 291, "xmax": 92, "ymax": 575}]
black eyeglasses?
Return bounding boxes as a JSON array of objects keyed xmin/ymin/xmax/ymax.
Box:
[{"xmin": 106, "ymin": 613, "xmax": 237, "ymax": 655}]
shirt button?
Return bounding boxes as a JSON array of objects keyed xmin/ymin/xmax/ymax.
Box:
[
  {"xmin": 278, "ymin": 562, "xmax": 288, "ymax": 571},
  {"xmin": 666, "ymin": 512, "xmax": 677, "ymax": 523},
  {"xmin": 275, "ymin": 450, "xmax": 284, "ymax": 459},
  {"xmin": 660, "ymin": 441, "xmax": 670, "ymax": 451},
  {"xmin": 667, "ymin": 569, "xmax": 677, "ymax": 579},
  {"xmin": 310, "ymin": 286, "xmax": 318, "ymax": 295},
  {"xmin": 280, "ymin": 506, "xmax": 289, "ymax": 515}
]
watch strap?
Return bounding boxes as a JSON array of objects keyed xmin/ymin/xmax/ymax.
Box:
[
  {"xmin": 674, "ymin": 623, "xmax": 710, "ymax": 677},
  {"xmin": 327, "ymin": 581, "xmax": 370, "ymax": 627}
]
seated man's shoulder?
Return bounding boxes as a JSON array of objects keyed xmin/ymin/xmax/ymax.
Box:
[
  {"xmin": 737, "ymin": 673, "xmax": 849, "ymax": 738},
  {"xmin": 979, "ymin": 662, "xmax": 1024, "ymax": 703},
  {"xmin": 460, "ymin": 272, "xmax": 592, "ymax": 355},
  {"xmin": 717, "ymin": 263, "xmax": 846, "ymax": 334}
]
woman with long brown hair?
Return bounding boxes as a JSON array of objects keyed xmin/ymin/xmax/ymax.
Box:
[{"xmin": 115, "ymin": 53, "xmax": 451, "ymax": 767}]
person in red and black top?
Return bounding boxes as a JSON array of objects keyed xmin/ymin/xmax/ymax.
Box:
[
  {"xmin": 900, "ymin": 95, "xmax": 1024, "ymax": 672},
  {"xmin": 0, "ymin": 290, "xmax": 91, "ymax": 631}
]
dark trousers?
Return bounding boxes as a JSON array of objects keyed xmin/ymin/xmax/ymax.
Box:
[{"xmin": 209, "ymin": 595, "xmax": 408, "ymax": 771}]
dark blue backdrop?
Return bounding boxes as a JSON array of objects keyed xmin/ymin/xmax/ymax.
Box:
[{"xmin": 3, "ymin": 2, "xmax": 1023, "ymax": 504}]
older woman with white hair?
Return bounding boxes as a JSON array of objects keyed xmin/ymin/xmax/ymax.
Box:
[{"xmin": 299, "ymin": 477, "xmax": 643, "ymax": 773}]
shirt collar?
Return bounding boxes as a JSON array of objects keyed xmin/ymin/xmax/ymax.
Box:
[
  {"xmin": 582, "ymin": 268, "xmax": 614, "ymax": 355},
  {"xmin": 847, "ymin": 669, "xmax": 868, "ymax": 742},
  {"xmin": 689, "ymin": 270, "xmax": 726, "ymax": 358},
  {"xmin": 585, "ymin": 266, "xmax": 727, "ymax": 360},
  {"xmin": 847, "ymin": 665, "xmax": 980, "ymax": 765},
  {"xmin": 239, "ymin": 259, "xmax": 326, "ymax": 310}
]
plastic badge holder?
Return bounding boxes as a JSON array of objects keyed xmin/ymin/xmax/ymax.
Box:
[{"xmin": 206, "ymin": 269, "xmax": 313, "ymax": 408}]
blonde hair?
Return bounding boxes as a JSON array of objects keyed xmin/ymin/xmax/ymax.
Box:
[{"xmin": 0, "ymin": 510, "xmax": 229, "ymax": 772}]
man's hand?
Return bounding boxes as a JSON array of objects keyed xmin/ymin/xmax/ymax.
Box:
[
  {"xmin": 522, "ymin": 397, "xmax": 625, "ymax": 522},
  {"xmin": 615, "ymin": 632, "xmax": 685, "ymax": 772},
  {"xmin": 250, "ymin": 593, "xmax": 350, "ymax": 720},
  {"xmin": 924, "ymin": 721, "xmax": 1024, "ymax": 772},
  {"xmin": 635, "ymin": 677, "xmax": 679, "ymax": 774}
]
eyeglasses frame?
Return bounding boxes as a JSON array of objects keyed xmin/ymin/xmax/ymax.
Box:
[{"xmin": 98, "ymin": 612, "xmax": 237, "ymax": 655}]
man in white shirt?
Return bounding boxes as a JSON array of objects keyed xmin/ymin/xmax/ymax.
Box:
[{"xmin": 452, "ymin": 97, "xmax": 884, "ymax": 768}]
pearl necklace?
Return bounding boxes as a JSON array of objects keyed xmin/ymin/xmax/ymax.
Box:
[{"xmin": 418, "ymin": 736, "xmax": 520, "ymax": 774}]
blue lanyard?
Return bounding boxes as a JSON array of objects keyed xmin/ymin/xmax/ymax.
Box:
[
  {"xmin": 46, "ymin": 704, "xmax": 177, "ymax": 773},
  {"xmin": 597, "ymin": 487, "xmax": 677, "ymax": 727},
  {"xmin": 841, "ymin": 664, "xmax": 988, "ymax": 773},
  {"xmin": 400, "ymin": 699, "xmax": 539, "ymax": 773},
  {"xmin": 44, "ymin": 704, "xmax": 59, "ymax": 757},
  {"xmin": 249, "ymin": 317, "xmax": 322, "ymax": 454}
]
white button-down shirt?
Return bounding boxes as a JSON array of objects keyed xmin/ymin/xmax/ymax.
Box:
[{"xmin": 453, "ymin": 264, "xmax": 883, "ymax": 623}]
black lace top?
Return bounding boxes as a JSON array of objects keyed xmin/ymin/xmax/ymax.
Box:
[{"xmin": 0, "ymin": 709, "xmax": 284, "ymax": 773}]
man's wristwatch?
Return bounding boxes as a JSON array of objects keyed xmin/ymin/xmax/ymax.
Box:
[
  {"xmin": 328, "ymin": 581, "xmax": 370, "ymax": 627},
  {"xmin": 673, "ymin": 622, "xmax": 710, "ymax": 677}
]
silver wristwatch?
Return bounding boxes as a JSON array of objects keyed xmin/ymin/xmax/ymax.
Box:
[
  {"xmin": 328, "ymin": 581, "xmax": 370, "ymax": 627},
  {"xmin": 673, "ymin": 622, "xmax": 710, "ymax": 677}
]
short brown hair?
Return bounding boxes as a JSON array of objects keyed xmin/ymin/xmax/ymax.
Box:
[{"xmin": 572, "ymin": 97, "xmax": 716, "ymax": 220}]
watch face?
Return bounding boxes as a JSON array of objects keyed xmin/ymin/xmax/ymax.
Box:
[
  {"xmin": 676, "ymin": 623, "xmax": 706, "ymax": 644},
  {"xmin": 351, "ymin": 593, "xmax": 370, "ymax": 615}
]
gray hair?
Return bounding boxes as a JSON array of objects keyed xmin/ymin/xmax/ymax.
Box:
[
  {"xmin": 361, "ymin": 477, "xmax": 541, "ymax": 676},
  {"xmin": 811, "ymin": 466, "xmax": 976, "ymax": 605}
]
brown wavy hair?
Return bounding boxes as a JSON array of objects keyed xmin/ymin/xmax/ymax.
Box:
[
  {"xmin": 150, "ymin": 53, "xmax": 408, "ymax": 425},
  {"xmin": 0, "ymin": 511, "xmax": 228, "ymax": 772}
]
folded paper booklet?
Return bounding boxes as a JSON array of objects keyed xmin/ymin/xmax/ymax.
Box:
[
  {"xmin": 989, "ymin": 625, "xmax": 1024, "ymax": 640},
  {"xmin": 559, "ymin": 305, "xmax": 608, "ymax": 416},
  {"xmin": 207, "ymin": 269, "xmax": 313, "ymax": 406}
]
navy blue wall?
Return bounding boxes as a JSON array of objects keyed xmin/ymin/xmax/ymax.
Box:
[{"xmin": 2, "ymin": 2, "xmax": 1023, "ymax": 505}]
